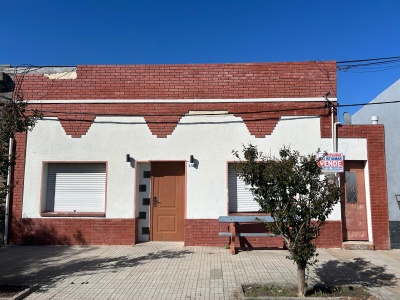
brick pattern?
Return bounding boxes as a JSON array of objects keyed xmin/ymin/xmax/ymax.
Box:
[
  {"xmin": 19, "ymin": 62, "xmax": 336, "ymax": 138},
  {"xmin": 335, "ymin": 125, "xmax": 389, "ymax": 250},
  {"xmin": 9, "ymin": 132, "xmax": 27, "ymax": 220},
  {"xmin": 10, "ymin": 217, "xmax": 136, "ymax": 245},
  {"xmin": 57, "ymin": 113, "xmax": 95, "ymax": 138},
  {"xmin": 18, "ymin": 62, "xmax": 337, "ymax": 100},
  {"xmin": 184, "ymin": 219, "xmax": 342, "ymax": 248},
  {"xmin": 316, "ymin": 220, "xmax": 343, "ymax": 248},
  {"xmin": 143, "ymin": 115, "xmax": 184, "ymax": 138},
  {"xmin": 29, "ymin": 102, "xmax": 331, "ymax": 138}
]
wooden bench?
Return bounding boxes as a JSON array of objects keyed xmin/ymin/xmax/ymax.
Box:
[{"xmin": 218, "ymin": 215, "xmax": 278, "ymax": 255}]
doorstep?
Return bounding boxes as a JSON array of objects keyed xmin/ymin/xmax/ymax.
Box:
[{"xmin": 342, "ymin": 241, "xmax": 375, "ymax": 250}]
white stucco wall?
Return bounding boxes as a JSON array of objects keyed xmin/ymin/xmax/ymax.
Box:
[
  {"xmin": 22, "ymin": 114, "xmax": 367, "ymax": 220},
  {"xmin": 353, "ymin": 79, "xmax": 400, "ymax": 221}
]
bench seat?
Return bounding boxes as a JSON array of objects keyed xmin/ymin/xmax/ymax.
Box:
[{"xmin": 218, "ymin": 215, "xmax": 279, "ymax": 254}]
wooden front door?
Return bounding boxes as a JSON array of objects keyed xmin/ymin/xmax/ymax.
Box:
[
  {"xmin": 340, "ymin": 161, "xmax": 368, "ymax": 241},
  {"xmin": 150, "ymin": 162, "xmax": 185, "ymax": 241}
]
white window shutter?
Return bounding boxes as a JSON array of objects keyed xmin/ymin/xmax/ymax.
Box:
[
  {"xmin": 46, "ymin": 163, "xmax": 106, "ymax": 212},
  {"xmin": 228, "ymin": 164, "xmax": 261, "ymax": 213}
]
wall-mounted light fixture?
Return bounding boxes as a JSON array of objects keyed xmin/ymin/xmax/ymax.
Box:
[
  {"xmin": 396, "ymin": 195, "xmax": 400, "ymax": 209},
  {"xmin": 126, "ymin": 154, "xmax": 131, "ymax": 162},
  {"xmin": 189, "ymin": 155, "xmax": 195, "ymax": 168}
]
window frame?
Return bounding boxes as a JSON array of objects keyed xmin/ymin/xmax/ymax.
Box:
[
  {"xmin": 227, "ymin": 162, "xmax": 264, "ymax": 215},
  {"xmin": 40, "ymin": 161, "xmax": 108, "ymax": 217}
]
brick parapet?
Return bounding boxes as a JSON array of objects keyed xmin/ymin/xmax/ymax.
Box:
[{"xmin": 17, "ymin": 62, "xmax": 337, "ymax": 100}]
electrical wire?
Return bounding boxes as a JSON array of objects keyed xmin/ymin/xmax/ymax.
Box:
[
  {"xmin": 6, "ymin": 59, "xmax": 400, "ymax": 121},
  {"xmin": 338, "ymin": 99, "xmax": 400, "ymax": 108},
  {"xmin": 18, "ymin": 97, "xmax": 400, "ymax": 122},
  {"xmin": 23, "ymin": 103, "xmax": 332, "ymax": 118},
  {"xmin": 337, "ymin": 55, "xmax": 400, "ymax": 72},
  {"xmin": 337, "ymin": 55, "xmax": 400, "ymax": 64}
]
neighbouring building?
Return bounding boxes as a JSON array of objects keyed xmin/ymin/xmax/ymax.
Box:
[
  {"xmin": 353, "ymin": 79, "xmax": 400, "ymax": 248},
  {"xmin": 0, "ymin": 61, "xmax": 390, "ymax": 249}
]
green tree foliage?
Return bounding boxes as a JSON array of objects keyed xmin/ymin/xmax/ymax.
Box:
[
  {"xmin": 0, "ymin": 98, "xmax": 42, "ymax": 201},
  {"xmin": 234, "ymin": 145, "xmax": 341, "ymax": 297}
]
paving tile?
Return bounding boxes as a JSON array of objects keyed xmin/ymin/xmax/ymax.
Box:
[{"xmin": 0, "ymin": 244, "xmax": 398, "ymax": 299}]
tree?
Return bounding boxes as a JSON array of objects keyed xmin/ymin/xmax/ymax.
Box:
[
  {"xmin": 234, "ymin": 145, "xmax": 341, "ymax": 297},
  {"xmin": 0, "ymin": 88, "xmax": 42, "ymax": 202}
]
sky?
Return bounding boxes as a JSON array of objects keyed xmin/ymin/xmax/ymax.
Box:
[{"xmin": 3, "ymin": 0, "xmax": 400, "ymax": 118}]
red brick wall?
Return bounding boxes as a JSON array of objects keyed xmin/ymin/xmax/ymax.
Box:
[
  {"xmin": 58, "ymin": 113, "xmax": 96, "ymax": 138},
  {"xmin": 18, "ymin": 62, "xmax": 337, "ymax": 100},
  {"xmin": 333, "ymin": 125, "xmax": 389, "ymax": 250},
  {"xmin": 19, "ymin": 62, "xmax": 337, "ymax": 138},
  {"xmin": 316, "ymin": 221, "xmax": 343, "ymax": 248},
  {"xmin": 9, "ymin": 132, "xmax": 27, "ymax": 223},
  {"xmin": 184, "ymin": 219, "xmax": 342, "ymax": 248},
  {"xmin": 10, "ymin": 217, "xmax": 136, "ymax": 245}
]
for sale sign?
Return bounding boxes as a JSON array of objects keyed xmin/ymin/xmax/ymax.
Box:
[{"xmin": 318, "ymin": 152, "xmax": 344, "ymax": 173}]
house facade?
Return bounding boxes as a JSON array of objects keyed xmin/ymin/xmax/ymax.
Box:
[
  {"xmin": 3, "ymin": 62, "xmax": 389, "ymax": 249},
  {"xmin": 353, "ymin": 79, "xmax": 400, "ymax": 248}
]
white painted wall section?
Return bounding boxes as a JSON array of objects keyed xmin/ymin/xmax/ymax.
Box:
[{"xmin": 22, "ymin": 115, "xmax": 368, "ymax": 221}]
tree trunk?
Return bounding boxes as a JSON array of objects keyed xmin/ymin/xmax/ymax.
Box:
[{"xmin": 297, "ymin": 266, "xmax": 306, "ymax": 297}]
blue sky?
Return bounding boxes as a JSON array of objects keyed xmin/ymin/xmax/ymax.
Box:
[{"xmin": 3, "ymin": 0, "xmax": 400, "ymax": 117}]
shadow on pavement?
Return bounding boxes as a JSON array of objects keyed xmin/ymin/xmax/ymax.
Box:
[
  {"xmin": 0, "ymin": 246, "xmax": 193, "ymax": 292},
  {"xmin": 314, "ymin": 257, "xmax": 397, "ymax": 288}
]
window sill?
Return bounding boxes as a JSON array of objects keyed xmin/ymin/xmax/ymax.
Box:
[{"xmin": 41, "ymin": 212, "xmax": 106, "ymax": 218}]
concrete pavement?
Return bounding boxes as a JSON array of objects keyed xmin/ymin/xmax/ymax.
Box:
[{"xmin": 0, "ymin": 243, "xmax": 399, "ymax": 299}]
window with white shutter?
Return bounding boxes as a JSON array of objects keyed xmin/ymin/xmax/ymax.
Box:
[
  {"xmin": 44, "ymin": 163, "xmax": 106, "ymax": 213},
  {"xmin": 228, "ymin": 163, "xmax": 261, "ymax": 213}
]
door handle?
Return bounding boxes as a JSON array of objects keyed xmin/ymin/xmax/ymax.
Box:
[{"xmin": 153, "ymin": 196, "xmax": 160, "ymax": 207}]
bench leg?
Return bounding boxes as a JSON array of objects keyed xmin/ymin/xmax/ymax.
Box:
[{"xmin": 229, "ymin": 223, "xmax": 236, "ymax": 255}]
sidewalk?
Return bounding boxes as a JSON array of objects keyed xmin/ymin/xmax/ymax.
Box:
[{"xmin": 0, "ymin": 243, "xmax": 398, "ymax": 299}]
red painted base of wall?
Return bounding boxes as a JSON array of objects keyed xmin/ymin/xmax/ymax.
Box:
[
  {"xmin": 9, "ymin": 217, "xmax": 343, "ymax": 248},
  {"xmin": 184, "ymin": 219, "xmax": 343, "ymax": 248},
  {"xmin": 315, "ymin": 220, "xmax": 343, "ymax": 248},
  {"xmin": 10, "ymin": 218, "xmax": 137, "ymax": 245}
]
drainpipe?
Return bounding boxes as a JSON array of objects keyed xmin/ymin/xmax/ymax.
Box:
[
  {"xmin": 333, "ymin": 121, "xmax": 341, "ymax": 153},
  {"xmin": 330, "ymin": 104, "xmax": 341, "ymax": 152},
  {"xmin": 4, "ymin": 137, "xmax": 13, "ymax": 245}
]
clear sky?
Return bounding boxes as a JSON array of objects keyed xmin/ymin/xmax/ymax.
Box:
[{"xmin": 3, "ymin": 0, "xmax": 400, "ymax": 118}]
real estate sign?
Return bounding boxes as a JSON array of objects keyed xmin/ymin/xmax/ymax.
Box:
[{"xmin": 318, "ymin": 152, "xmax": 344, "ymax": 173}]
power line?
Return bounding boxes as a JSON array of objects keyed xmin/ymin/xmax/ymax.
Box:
[
  {"xmin": 337, "ymin": 55, "xmax": 400, "ymax": 72},
  {"xmin": 337, "ymin": 55, "xmax": 400, "ymax": 64},
  {"xmin": 25, "ymin": 103, "xmax": 332, "ymax": 118},
  {"xmin": 338, "ymin": 99, "xmax": 400, "ymax": 108},
  {"xmin": 19, "ymin": 98, "xmax": 400, "ymax": 119}
]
